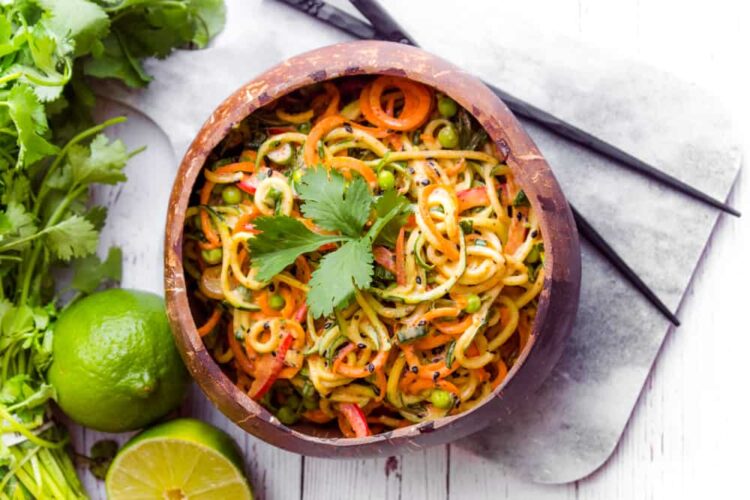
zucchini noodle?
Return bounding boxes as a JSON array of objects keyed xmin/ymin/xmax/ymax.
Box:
[{"xmin": 184, "ymin": 75, "xmax": 545, "ymax": 437}]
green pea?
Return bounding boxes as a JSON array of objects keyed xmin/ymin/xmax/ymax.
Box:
[
  {"xmin": 222, "ymin": 185, "xmax": 242, "ymax": 204},
  {"xmin": 437, "ymin": 96, "xmax": 458, "ymax": 118},
  {"xmin": 464, "ymin": 293, "xmax": 481, "ymax": 313},
  {"xmin": 193, "ymin": 214, "xmax": 202, "ymax": 230},
  {"xmin": 378, "ymin": 169, "xmax": 395, "ymax": 190},
  {"xmin": 298, "ymin": 122, "xmax": 312, "ymax": 133},
  {"xmin": 269, "ymin": 293, "xmax": 286, "ymax": 310},
  {"xmin": 302, "ymin": 397, "xmax": 318, "ymax": 410},
  {"xmin": 430, "ymin": 389, "xmax": 454, "ymax": 409},
  {"xmin": 438, "ymin": 125, "xmax": 459, "ymax": 149},
  {"xmin": 286, "ymin": 393, "xmax": 301, "ymax": 409},
  {"xmin": 201, "ymin": 248, "xmax": 222, "ymax": 265},
  {"xmin": 277, "ymin": 406, "xmax": 299, "ymax": 425}
]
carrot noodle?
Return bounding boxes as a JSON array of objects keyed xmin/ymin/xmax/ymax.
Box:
[{"xmin": 184, "ymin": 75, "xmax": 544, "ymax": 437}]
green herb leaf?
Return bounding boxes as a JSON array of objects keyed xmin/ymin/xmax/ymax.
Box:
[
  {"xmin": 38, "ymin": 0, "xmax": 111, "ymax": 57},
  {"xmin": 307, "ymin": 238, "xmax": 373, "ymax": 317},
  {"xmin": 372, "ymin": 189, "xmax": 411, "ymax": 248},
  {"xmin": 297, "ymin": 168, "xmax": 372, "ymax": 237},
  {"xmin": 45, "ymin": 214, "xmax": 98, "ymax": 260},
  {"xmin": 512, "ymin": 190, "xmax": 530, "ymax": 207},
  {"xmin": 89, "ymin": 439, "xmax": 119, "ymax": 480},
  {"xmin": 68, "ymin": 134, "xmax": 129, "ymax": 186},
  {"xmin": 5, "ymin": 85, "xmax": 59, "ymax": 168},
  {"xmin": 84, "ymin": 0, "xmax": 226, "ymax": 87},
  {"xmin": 249, "ymin": 216, "xmax": 347, "ymax": 282},
  {"xmin": 0, "ymin": 202, "xmax": 37, "ymax": 240},
  {"xmin": 71, "ymin": 246, "xmax": 122, "ymax": 294}
]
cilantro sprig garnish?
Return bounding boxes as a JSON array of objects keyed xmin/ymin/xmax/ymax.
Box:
[{"xmin": 250, "ymin": 168, "xmax": 411, "ymax": 317}]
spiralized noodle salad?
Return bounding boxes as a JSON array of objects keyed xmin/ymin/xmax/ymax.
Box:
[{"xmin": 183, "ymin": 76, "xmax": 545, "ymax": 437}]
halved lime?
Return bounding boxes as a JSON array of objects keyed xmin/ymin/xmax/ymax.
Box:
[{"xmin": 106, "ymin": 419, "xmax": 252, "ymax": 499}]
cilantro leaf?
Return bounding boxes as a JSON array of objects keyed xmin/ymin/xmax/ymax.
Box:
[
  {"xmin": 5, "ymin": 85, "xmax": 59, "ymax": 167},
  {"xmin": 0, "ymin": 202, "xmax": 37, "ymax": 241},
  {"xmin": 45, "ymin": 214, "xmax": 98, "ymax": 260},
  {"xmin": 249, "ymin": 216, "xmax": 348, "ymax": 282},
  {"xmin": 297, "ymin": 168, "xmax": 372, "ymax": 237},
  {"xmin": 307, "ymin": 239, "xmax": 374, "ymax": 317},
  {"xmin": 84, "ymin": 0, "xmax": 226, "ymax": 87},
  {"xmin": 84, "ymin": 205, "xmax": 108, "ymax": 230},
  {"xmin": 373, "ymin": 189, "xmax": 412, "ymax": 248},
  {"xmin": 68, "ymin": 134, "xmax": 129, "ymax": 185},
  {"xmin": 38, "ymin": 0, "xmax": 111, "ymax": 57},
  {"xmin": 71, "ymin": 246, "xmax": 122, "ymax": 294}
]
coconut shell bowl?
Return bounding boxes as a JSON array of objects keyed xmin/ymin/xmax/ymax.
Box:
[{"xmin": 164, "ymin": 41, "xmax": 581, "ymax": 458}]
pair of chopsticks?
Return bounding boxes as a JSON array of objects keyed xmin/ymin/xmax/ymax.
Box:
[{"xmin": 273, "ymin": 0, "xmax": 712, "ymax": 326}]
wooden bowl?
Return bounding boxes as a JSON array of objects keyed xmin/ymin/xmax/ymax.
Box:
[{"xmin": 164, "ymin": 41, "xmax": 581, "ymax": 457}]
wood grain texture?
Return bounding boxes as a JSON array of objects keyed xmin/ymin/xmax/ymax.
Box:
[{"xmin": 70, "ymin": 0, "xmax": 750, "ymax": 497}]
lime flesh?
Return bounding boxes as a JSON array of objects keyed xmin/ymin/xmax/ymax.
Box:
[{"xmin": 106, "ymin": 419, "xmax": 252, "ymax": 500}]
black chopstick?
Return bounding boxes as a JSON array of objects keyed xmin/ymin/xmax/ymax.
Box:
[
  {"xmin": 570, "ymin": 206, "xmax": 680, "ymax": 326},
  {"xmin": 278, "ymin": 0, "xmax": 738, "ymax": 217},
  {"xmin": 275, "ymin": 0, "xmax": 682, "ymax": 326}
]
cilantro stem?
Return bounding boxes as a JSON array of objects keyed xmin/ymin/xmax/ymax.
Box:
[
  {"xmin": 33, "ymin": 116, "xmax": 127, "ymax": 217},
  {"xmin": 365, "ymin": 203, "xmax": 408, "ymax": 243},
  {"xmin": 19, "ymin": 185, "xmax": 87, "ymax": 304},
  {"xmin": 0, "ymin": 229, "xmax": 50, "ymax": 252}
]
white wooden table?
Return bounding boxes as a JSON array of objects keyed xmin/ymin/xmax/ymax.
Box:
[{"xmin": 71, "ymin": 1, "xmax": 750, "ymax": 498}]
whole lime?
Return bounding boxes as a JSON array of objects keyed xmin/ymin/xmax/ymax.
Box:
[
  {"xmin": 106, "ymin": 418, "xmax": 252, "ymax": 499},
  {"xmin": 49, "ymin": 289, "xmax": 189, "ymax": 432}
]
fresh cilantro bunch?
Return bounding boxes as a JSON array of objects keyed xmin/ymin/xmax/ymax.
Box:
[
  {"xmin": 250, "ymin": 168, "xmax": 411, "ymax": 317},
  {"xmin": 0, "ymin": 1, "xmax": 225, "ymax": 496},
  {"xmin": 0, "ymin": 0, "xmax": 225, "ymax": 165}
]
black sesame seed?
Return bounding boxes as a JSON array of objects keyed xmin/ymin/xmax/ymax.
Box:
[
  {"xmin": 357, "ymin": 343, "xmax": 366, "ymax": 349},
  {"xmin": 531, "ymin": 230, "xmax": 538, "ymax": 238},
  {"xmin": 372, "ymin": 386, "xmax": 381, "ymax": 396},
  {"xmin": 432, "ymin": 371, "xmax": 439, "ymax": 381},
  {"xmin": 418, "ymin": 320, "xmax": 426, "ymax": 327},
  {"xmin": 271, "ymin": 351, "xmax": 277, "ymax": 357},
  {"xmin": 506, "ymin": 206, "xmax": 512, "ymax": 217},
  {"xmin": 421, "ymin": 179, "xmax": 430, "ymax": 186},
  {"xmin": 266, "ymin": 167, "xmax": 274, "ymax": 177},
  {"xmin": 416, "ymin": 276, "xmax": 422, "ymax": 285},
  {"xmin": 263, "ymin": 321, "xmax": 270, "ymax": 329},
  {"xmin": 344, "ymin": 123, "xmax": 353, "ymax": 133},
  {"xmin": 367, "ymin": 363, "xmax": 375, "ymax": 373},
  {"xmin": 497, "ymin": 175, "xmax": 507, "ymax": 184},
  {"xmin": 411, "ymin": 365, "xmax": 418, "ymax": 374},
  {"xmin": 408, "ymin": 167, "xmax": 415, "ymax": 174},
  {"xmin": 516, "ymin": 211, "xmax": 523, "ymax": 221},
  {"xmin": 324, "ymin": 321, "xmax": 333, "ymax": 329}
]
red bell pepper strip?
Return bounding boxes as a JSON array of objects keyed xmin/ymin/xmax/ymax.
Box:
[
  {"xmin": 237, "ymin": 174, "xmax": 259, "ymax": 195},
  {"xmin": 373, "ymin": 246, "xmax": 397, "ymax": 274},
  {"xmin": 339, "ymin": 403, "xmax": 371, "ymax": 437},
  {"xmin": 294, "ymin": 303, "xmax": 308, "ymax": 323},
  {"xmin": 267, "ymin": 126, "xmax": 296, "ymax": 135},
  {"xmin": 248, "ymin": 333, "xmax": 293, "ymax": 400},
  {"xmin": 457, "ymin": 187, "xmax": 489, "ymax": 212}
]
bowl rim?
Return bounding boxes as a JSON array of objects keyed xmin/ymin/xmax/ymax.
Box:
[{"xmin": 164, "ymin": 40, "xmax": 580, "ymax": 454}]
